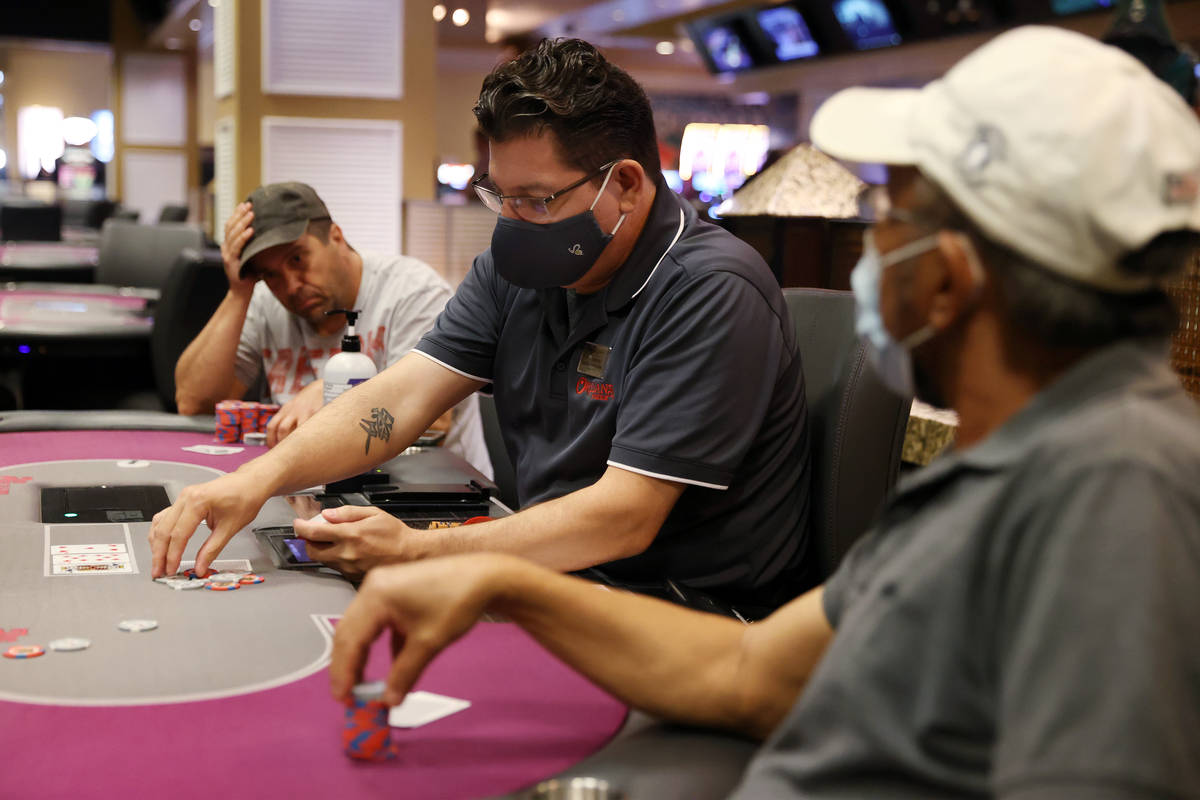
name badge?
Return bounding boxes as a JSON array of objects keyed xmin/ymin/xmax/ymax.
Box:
[{"xmin": 577, "ymin": 342, "xmax": 611, "ymax": 379}]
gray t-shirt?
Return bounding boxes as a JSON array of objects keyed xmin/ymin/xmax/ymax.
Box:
[
  {"xmin": 732, "ymin": 339, "xmax": 1200, "ymax": 800},
  {"xmin": 234, "ymin": 251, "xmax": 491, "ymax": 477}
]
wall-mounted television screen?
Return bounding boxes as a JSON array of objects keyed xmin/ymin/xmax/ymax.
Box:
[
  {"xmin": 702, "ymin": 23, "xmax": 758, "ymax": 71},
  {"xmin": 756, "ymin": 6, "xmax": 821, "ymax": 61},
  {"xmin": 833, "ymin": 0, "xmax": 903, "ymax": 49}
]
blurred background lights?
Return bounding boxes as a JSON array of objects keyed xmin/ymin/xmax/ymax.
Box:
[
  {"xmin": 437, "ymin": 163, "xmax": 475, "ymax": 191},
  {"xmin": 62, "ymin": 116, "xmax": 99, "ymax": 147}
]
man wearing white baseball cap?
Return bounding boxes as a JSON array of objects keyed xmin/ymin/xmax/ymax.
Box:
[{"xmin": 327, "ymin": 27, "xmax": 1200, "ymax": 799}]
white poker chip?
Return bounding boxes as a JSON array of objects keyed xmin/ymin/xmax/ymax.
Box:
[
  {"xmin": 117, "ymin": 619, "xmax": 158, "ymax": 633},
  {"xmin": 48, "ymin": 637, "xmax": 91, "ymax": 652},
  {"xmin": 207, "ymin": 572, "xmax": 246, "ymax": 584},
  {"xmin": 170, "ymin": 580, "xmax": 207, "ymax": 591},
  {"xmin": 154, "ymin": 575, "xmax": 193, "ymax": 586}
]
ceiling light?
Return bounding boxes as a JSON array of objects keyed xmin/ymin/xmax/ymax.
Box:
[
  {"xmin": 451, "ymin": 8, "xmax": 470, "ymax": 26},
  {"xmin": 188, "ymin": 18, "xmax": 202, "ymax": 31},
  {"xmin": 432, "ymin": 4, "xmax": 447, "ymax": 22},
  {"xmin": 656, "ymin": 41, "xmax": 675, "ymax": 55}
]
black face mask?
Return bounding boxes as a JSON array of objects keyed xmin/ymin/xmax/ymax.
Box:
[{"xmin": 490, "ymin": 166, "xmax": 626, "ymax": 290}]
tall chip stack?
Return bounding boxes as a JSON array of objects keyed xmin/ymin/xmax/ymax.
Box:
[
  {"xmin": 343, "ymin": 681, "xmax": 396, "ymax": 761},
  {"xmin": 215, "ymin": 401, "xmax": 241, "ymax": 443}
]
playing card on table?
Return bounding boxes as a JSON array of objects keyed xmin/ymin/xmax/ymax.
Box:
[
  {"xmin": 51, "ymin": 544, "xmax": 128, "ymax": 556},
  {"xmin": 388, "ymin": 691, "xmax": 472, "ymax": 728}
]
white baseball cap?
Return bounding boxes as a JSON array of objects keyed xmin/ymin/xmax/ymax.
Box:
[{"xmin": 810, "ymin": 25, "xmax": 1200, "ymax": 292}]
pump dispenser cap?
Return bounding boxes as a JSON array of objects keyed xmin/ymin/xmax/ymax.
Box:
[{"xmin": 325, "ymin": 308, "xmax": 363, "ymax": 353}]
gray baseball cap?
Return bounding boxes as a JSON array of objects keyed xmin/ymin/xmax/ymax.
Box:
[{"xmin": 239, "ymin": 182, "xmax": 331, "ymax": 277}]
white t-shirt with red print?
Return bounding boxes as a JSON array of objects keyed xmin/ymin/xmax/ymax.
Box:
[{"xmin": 234, "ymin": 251, "xmax": 492, "ymax": 478}]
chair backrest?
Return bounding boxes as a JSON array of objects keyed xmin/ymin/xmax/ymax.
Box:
[
  {"xmin": 784, "ymin": 287, "xmax": 910, "ymax": 577},
  {"xmin": 158, "ymin": 204, "xmax": 189, "ymax": 223},
  {"xmin": 477, "ymin": 393, "xmax": 520, "ymax": 511},
  {"xmin": 61, "ymin": 198, "xmax": 117, "ymax": 230},
  {"xmin": 151, "ymin": 248, "xmax": 228, "ymax": 410},
  {"xmin": 1, "ymin": 202, "xmax": 62, "ymax": 241},
  {"xmin": 97, "ymin": 220, "xmax": 206, "ymax": 289}
]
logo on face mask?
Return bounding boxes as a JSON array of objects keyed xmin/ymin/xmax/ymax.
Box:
[{"xmin": 567, "ymin": 244, "xmax": 584, "ymax": 256}]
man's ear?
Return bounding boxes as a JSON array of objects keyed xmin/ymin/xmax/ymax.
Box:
[
  {"xmin": 613, "ymin": 160, "xmax": 647, "ymax": 213},
  {"xmin": 927, "ymin": 231, "xmax": 986, "ymax": 331},
  {"xmin": 329, "ymin": 222, "xmax": 345, "ymax": 246}
]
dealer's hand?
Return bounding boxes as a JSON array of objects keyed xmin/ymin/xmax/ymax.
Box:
[
  {"xmin": 293, "ymin": 505, "xmax": 415, "ymax": 578},
  {"xmin": 220, "ymin": 202, "xmax": 259, "ymax": 295},
  {"xmin": 148, "ymin": 472, "xmax": 272, "ymax": 578},
  {"xmin": 267, "ymin": 380, "xmax": 325, "ymax": 447},
  {"xmin": 330, "ymin": 554, "xmax": 511, "ymax": 705}
]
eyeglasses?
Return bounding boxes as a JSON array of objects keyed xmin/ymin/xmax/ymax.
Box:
[
  {"xmin": 472, "ymin": 161, "xmax": 619, "ymax": 219},
  {"xmin": 862, "ymin": 185, "xmax": 923, "ymax": 227}
]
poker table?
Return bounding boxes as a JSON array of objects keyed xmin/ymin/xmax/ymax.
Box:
[
  {"xmin": 0, "ymin": 283, "xmax": 157, "ymax": 408},
  {"xmin": 0, "ymin": 242, "xmax": 100, "ymax": 283},
  {"xmin": 0, "ymin": 418, "xmax": 758, "ymax": 799}
]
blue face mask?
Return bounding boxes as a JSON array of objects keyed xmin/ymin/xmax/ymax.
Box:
[
  {"xmin": 850, "ymin": 229, "xmax": 941, "ymax": 399},
  {"xmin": 490, "ymin": 164, "xmax": 627, "ymax": 290}
]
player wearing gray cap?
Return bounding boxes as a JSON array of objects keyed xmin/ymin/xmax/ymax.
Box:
[
  {"xmin": 174, "ymin": 181, "xmax": 490, "ymax": 473},
  {"xmin": 329, "ymin": 26, "xmax": 1200, "ymax": 800}
]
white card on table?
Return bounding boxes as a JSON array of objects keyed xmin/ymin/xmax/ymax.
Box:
[
  {"xmin": 181, "ymin": 445, "xmax": 244, "ymax": 455},
  {"xmin": 52, "ymin": 544, "xmax": 128, "ymax": 555},
  {"xmin": 388, "ymin": 691, "xmax": 471, "ymax": 728}
]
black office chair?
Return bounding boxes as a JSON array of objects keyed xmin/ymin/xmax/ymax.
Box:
[
  {"xmin": 1, "ymin": 201, "xmax": 62, "ymax": 241},
  {"xmin": 478, "ymin": 393, "xmax": 520, "ymax": 510},
  {"xmin": 784, "ymin": 288, "xmax": 911, "ymax": 577},
  {"xmin": 96, "ymin": 220, "xmax": 206, "ymax": 290},
  {"xmin": 62, "ymin": 198, "xmax": 118, "ymax": 230},
  {"xmin": 158, "ymin": 204, "xmax": 189, "ymax": 223},
  {"xmin": 116, "ymin": 248, "xmax": 227, "ymax": 412}
]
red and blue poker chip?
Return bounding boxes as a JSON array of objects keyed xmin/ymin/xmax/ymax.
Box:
[
  {"xmin": 3, "ymin": 645, "xmax": 45, "ymax": 659},
  {"xmin": 204, "ymin": 581, "xmax": 240, "ymax": 591}
]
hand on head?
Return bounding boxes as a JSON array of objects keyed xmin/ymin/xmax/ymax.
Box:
[{"xmin": 221, "ymin": 202, "xmax": 258, "ymax": 295}]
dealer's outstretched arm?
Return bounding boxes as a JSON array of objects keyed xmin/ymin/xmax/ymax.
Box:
[
  {"xmin": 331, "ymin": 554, "xmax": 833, "ymax": 740},
  {"xmin": 151, "ymin": 350, "xmax": 686, "ymax": 581},
  {"xmin": 149, "ymin": 351, "xmax": 481, "ymax": 577}
]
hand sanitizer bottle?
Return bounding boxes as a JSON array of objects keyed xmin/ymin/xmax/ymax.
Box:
[{"xmin": 322, "ymin": 309, "xmax": 378, "ymax": 404}]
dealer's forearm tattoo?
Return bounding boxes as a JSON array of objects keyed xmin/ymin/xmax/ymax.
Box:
[{"xmin": 359, "ymin": 407, "xmax": 396, "ymax": 455}]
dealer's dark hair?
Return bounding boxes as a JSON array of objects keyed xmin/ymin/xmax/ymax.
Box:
[
  {"xmin": 473, "ymin": 38, "xmax": 661, "ymax": 179},
  {"xmin": 908, "ymin": 172, "xmax": 1198, "ymax": 348}
]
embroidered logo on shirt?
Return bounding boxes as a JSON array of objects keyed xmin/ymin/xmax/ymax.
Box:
[{"xmin": 575, "ymin": 376, "xmax": 614, "ymax": 402}]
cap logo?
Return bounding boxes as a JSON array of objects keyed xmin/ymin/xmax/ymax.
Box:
[
  {"xmin": 1164, "ymin": 169, "xmax": 1200, "ymax": 205},
  {"xmin": 956, "ymin": 125, "xmax": 1006, "ymax": 186},
  {"xmin": 568, "ymin": 244, "xmax": 584, "ymax": 256}
]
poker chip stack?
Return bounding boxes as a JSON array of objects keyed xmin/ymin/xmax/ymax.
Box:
[
  {"xmin": 258, "ymin": 403, "xmax": 281, "ymax": 433},
  {"xmin": 213, "ymin": 401, "xmax": 282, "ymax": 444},
  {"xmin": 215, "ymin": 400, "xmax": 241, "ymax": 443},
  {"xmin": 343, "ymin": 681, "xmax": 396, "ymax": 761}
]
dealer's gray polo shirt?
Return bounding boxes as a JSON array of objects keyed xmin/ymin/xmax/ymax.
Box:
[
  {"xmin": 732, "ymin": 339, "xmax": 1200, "ymax": 799},
  {"xmin": 415, "ymin": 185, "xmax": 812, "ymax": 601}
]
